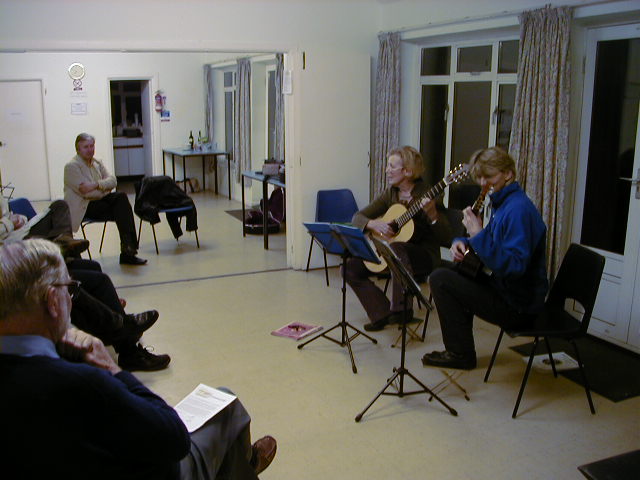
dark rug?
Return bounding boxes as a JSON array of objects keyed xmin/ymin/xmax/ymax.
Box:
[
  {"xmin": 225, "ymin": 209, "xmax": 245, "ymax": 221},
  {"xmin": 510, "ymin": 336, "xmax": 640, "ymax": 402}
]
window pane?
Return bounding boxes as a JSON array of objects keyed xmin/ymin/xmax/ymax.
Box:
[
  {"xmin": 496, "ymin": 84, "xmax": 516, "ymax": 150},
  {"xmin": 419, "ymin": 85, "xmax": 448, "ymax": 188},
  {"xmin": 498, "ymin": 40, "xmax": 519, "ymax": 73},
  {"xmin": 450, "ymin": 81, "xmax": 491, "ymax": 209},
  {"xmin": 457, "ymin": 45, "xmax": 492, "ymax": 73},
  {"xmin": 421, "ymin": 47, "xmax": 451, "ymax": 75},
  {"xmin": 581, "ymin": 38, "xmax": 640, "ymax": 254},
  {"xmin": 225, "ymin": 91, "xmax": 234, "ymax": 151},
  {"xmin": 223, "ymin": 72, "xmax": 234, "ymax": 88}
]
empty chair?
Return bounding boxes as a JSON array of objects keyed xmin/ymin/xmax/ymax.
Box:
[
  {"xmin": 305, "ymin": 188, "xmax": 358, "ymax": 286},
  {"xmin": 134, "ymin": 176, "xmax": 199, "ymax": 254},
  {"xmin": 483, "ymin": 243, "xmax": 606, "ymax": 418},
  {"xmin": 80, "ymin": 217, "xmax": 111, "ymax": 259}
]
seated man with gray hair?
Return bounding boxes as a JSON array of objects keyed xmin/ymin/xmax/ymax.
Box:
[{"xmin": 0, "ymin": 239, "xmax": 277, "ymax": 479}]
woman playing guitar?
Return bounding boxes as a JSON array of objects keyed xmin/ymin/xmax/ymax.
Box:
[{"xmin": 344, "ymin": 146, "xmax": 452, "ymax": 332}]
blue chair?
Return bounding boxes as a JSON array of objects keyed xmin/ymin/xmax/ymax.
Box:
[
  {"xmin": 305, "ymin": 189, "xmax": 358, "ymax": 286},
  {"xmin": 8, "ymin": 197, "xmax": 37, "ymax": 219}
]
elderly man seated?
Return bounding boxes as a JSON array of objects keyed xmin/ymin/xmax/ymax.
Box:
[{"xmin": 0, "ymin": 239, "xmax": 277, "ymax": 479}]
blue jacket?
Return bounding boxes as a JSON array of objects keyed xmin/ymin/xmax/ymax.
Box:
[{"xmin": 457, "ymin": 182, "xmax": 549, "ymax": 314}]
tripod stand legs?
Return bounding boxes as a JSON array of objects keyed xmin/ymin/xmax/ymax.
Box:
[{"xmin": 298, "ymin": 320, "xmax": 377, "ymax": 374}]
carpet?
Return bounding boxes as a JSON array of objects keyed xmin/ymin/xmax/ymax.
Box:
[
  {"xmin": 224, "ymin": 209, "xmax": 245, "ymax": 221},
  {"xmin": 510, "ymin": 336, "xmax": 640, "ymax": 402}
]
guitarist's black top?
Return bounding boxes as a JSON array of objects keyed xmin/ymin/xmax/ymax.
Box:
[{"xmin": 352, "ymin": 179, "xmax": 452, "ymax": 268}]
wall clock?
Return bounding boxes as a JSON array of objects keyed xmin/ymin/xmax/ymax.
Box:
[{"xmin": 68, "ymin": 63, "xmax": 85, "ymax": 80}]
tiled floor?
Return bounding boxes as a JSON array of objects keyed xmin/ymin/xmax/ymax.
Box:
[{"xmin": 75, "ymin": 189, "xmax": 640, "ymax": 479}]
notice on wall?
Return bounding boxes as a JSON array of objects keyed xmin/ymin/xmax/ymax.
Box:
[{"xmin": 71, "ymin": 102, "xmax": 88, "ymax": 115}]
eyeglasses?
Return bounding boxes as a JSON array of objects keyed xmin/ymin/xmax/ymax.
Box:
[{"xmin": 51, "ymin": 280, "xmax": 82, "ymax": 299}]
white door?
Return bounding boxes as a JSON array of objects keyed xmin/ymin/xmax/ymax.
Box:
[
  {"xmin": 573, "ymin": 24, "xmax": 640, "ymax": 352},
  {"xmin": 0, "ymin": 80, "xmax": 51, "ymax": 200}
]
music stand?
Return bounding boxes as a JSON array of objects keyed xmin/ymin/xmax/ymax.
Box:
[
  {"xmin": 299, "ymin": 222, "xmax": 380, "ymax": 374},
  {"xmin": 355, "ymin": 237, "xmax": 458, "ymax": 421}
]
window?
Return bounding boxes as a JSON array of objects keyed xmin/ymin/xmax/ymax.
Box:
[
  {"xmin": 418, "ymin": 39, "xmax": 519, "ymax": 209},
  {"xmin": 267, "ymin": 68, "xmax": 277, "ymax": 159},
  {"xmin": 223, "ymin": 70, "xmax": 236, "ymax": 152}
]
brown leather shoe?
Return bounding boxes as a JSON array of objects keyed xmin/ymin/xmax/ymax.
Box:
[
  {"xmin": 251, "ymin": 435, "xmax": 277, "ymax": 475},
  {"xmin": 55, "ymin": 235, "xmax": 90, "ymax": 258}
]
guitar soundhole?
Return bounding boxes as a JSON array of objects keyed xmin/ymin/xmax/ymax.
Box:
[{"xmin": 389, "ymin": 221, "xmax": 399, "ymax": 234}]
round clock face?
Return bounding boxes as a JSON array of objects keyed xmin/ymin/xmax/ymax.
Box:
[{"xmin": 68, "ymin": 63, "xmax": 85, "ymax": 80}]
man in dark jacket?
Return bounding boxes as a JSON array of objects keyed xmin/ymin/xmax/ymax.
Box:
[{"xmin": 422, "ymin": 147, "xmax": 548, "ymax": 370}]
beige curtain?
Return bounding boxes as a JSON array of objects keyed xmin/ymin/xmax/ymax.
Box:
[
  {"xmin": 371, "ymin": 32, "xmax": 401, "ymax": 199},
  {"xmin": 234, "ymin": 58, "xmax": 251, "ymax": 183},
  {"xmin": 510, "ymin": 5, "xmax": 573, "ymax": 275},
  {"xmin": 274, "ymin": 53, "xmax": 285, "ymax": 162}
]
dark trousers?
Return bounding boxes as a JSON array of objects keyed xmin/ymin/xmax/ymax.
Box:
[
  {"xmin": 85, "ymin": 192, "xmax": 138, "ymax": 254},
  {"xmin": 27, "ymin": 200, "xmax": 72, "ymax": 239},
  {"xmin": 344, "ymin": 241, "xmax": 432, "ymax": 323},
  {"xmin": 429, "ymin": 267, "xmax": 533, "ymax": 359},
  {"xmin": 180, "ymin": 390, "xmax": 257, "ymax": 480},
  {"xmin": 66, "ymin": 258, "xmax": 134, "ymax": 352}
]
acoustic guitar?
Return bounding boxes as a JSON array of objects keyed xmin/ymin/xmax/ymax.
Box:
[
  {"xmin": 364, "ymin": 164, "xmax": 470, "ymax": 273},
  {"xmin": 455, "ymin": 185, "xmax": 492, "ymax": 278}
]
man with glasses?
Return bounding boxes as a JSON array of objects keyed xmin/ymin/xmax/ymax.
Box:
[{"xmin": 0, "ymin": 239, "xmax": 277, "ymax": 479}]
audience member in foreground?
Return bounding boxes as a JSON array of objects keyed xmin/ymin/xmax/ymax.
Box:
[{"xmin": 0, "ymin": 239, "xmax": 276, "ymax": 479}]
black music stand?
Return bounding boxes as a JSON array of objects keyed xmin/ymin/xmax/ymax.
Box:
[
  {"xmin": 355, "ymin": 237, "xmax": 458, "ymax": 421},
  {"xmin": 299, "ymin": 222, "xmax": 380, "ymax": 374}
]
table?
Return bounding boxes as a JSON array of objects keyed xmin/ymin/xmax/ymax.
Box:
[
  {"xmin": 578, "ymin": 449, "xmax": 640, "ymax": 479},
  {"xmin": 162, "ymin": 147, "xmax": 232, "ymax": 198},
  {"xmin": 241, "ymin": 170, "xmax": 286, "ymax": 249}
]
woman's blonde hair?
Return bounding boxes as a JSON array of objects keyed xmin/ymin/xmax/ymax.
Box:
[
  {"xmin": 469, "ymin": 146, "xmax": 516, "ymax": 181},
  {"xmin": 387, "ymin": 146, "xmax": 425, "ymax": 180}
]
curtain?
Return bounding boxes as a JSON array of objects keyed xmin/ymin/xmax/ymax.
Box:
[
  {"xmin": 204, "ymin": 65, "xmax": 214, "ymax": 146},
  {"xmin": 234, "ymin": 58, "xmax": 252, "ymax": 183},
  {"xmin": 274, "ymin": 53, "xmax": 285, "ymax": 162},
  {"xmin": 371, "ymin": 32, "xmax": 401, "ymax": 199},
  {"xmin": 510, "ymin": 5, "xmax": 573, "ymax": 275}
]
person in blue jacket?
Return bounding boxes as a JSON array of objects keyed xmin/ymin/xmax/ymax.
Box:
[{"xmin": 422, "ymin": 147, "xmax": 549, "ymax": 370}]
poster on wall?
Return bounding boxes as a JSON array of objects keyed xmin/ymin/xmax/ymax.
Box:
[
  {"xmin": 161, "ymin": 110, "xmax": 171, "ymax": 122},
  {"xmin": 71, "ymin": 103, "xmax": 88, "ymax": 115}
]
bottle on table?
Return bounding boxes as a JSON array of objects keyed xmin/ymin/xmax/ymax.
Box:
[{"xmin": 189, "ymin": 131, "xmax": 194, "ymax": 149}]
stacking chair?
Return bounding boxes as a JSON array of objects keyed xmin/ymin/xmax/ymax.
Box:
[
  {"xmin": 8, "ymin": 197, "xmax": 37, "ymax": 219},
  {"xmin": 483, "ymin": 243, "xmax": 606, "ymax": 418},
  {"xmin": 80, "ymin": 218, "xmax": 111, "ymax": 259},
  {"xmin": 305, "ymin": 188, "xmax": 358, "ymax": 286},
  {"xmin": 137, "ymin": 205, "xmax": 200, "ymax": 254}
]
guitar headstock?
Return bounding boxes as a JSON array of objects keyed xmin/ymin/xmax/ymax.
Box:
[{"xmin": 444, "ymin": 163, "xmax": 470, "ymax": 185}]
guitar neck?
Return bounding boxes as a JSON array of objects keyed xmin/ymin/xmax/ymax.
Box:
[{"xmin": 395, "ymin": 179, "xmax": 447, "ymax": 229}]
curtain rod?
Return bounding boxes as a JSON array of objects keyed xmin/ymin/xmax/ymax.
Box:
[{"xmin": 381, "ymin": 0, "xmax": 622, "ymax": 36}]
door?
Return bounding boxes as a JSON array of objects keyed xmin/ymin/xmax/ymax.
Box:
[
  {"xmin": 0, "ymin": 80, "xmax": 51, "ymax": 200},
  {"xmin": 573, "ymin": 24, "xmax": 640, "ymax": 352}
]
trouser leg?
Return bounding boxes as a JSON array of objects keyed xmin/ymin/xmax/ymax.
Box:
[
  {"xmin": 179, "ymin": 390, "xmax": 257, "ymax": 480},
  {"xmin": 71, "ymin": 287, "xmax": 125, "ymax": 344},
  {"xmin": 68, "ymin": 267, "xmax": 124, "ymax": 314},
  {"xmin": 27, "ymin": 200, "xmax": 73, "ymax": 239},
  {"xmin": 429, "ymin": 267, "xmax": 524, "ymax": 358},
  {"xmin": 85, "ymin": 192, "xmax": 138, "ymax": 254},
  {"xmin": 343, "ymin": 257, "xmax": 390, "ymax": 323},
  {"xmin": 389, "ymin": 242, "xmax": 432, "ymax": 312}
]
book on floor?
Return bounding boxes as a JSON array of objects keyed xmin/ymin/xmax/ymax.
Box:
[{"xmin": 271, "ymin": 321, "xmax": 322, "ymax": 340}]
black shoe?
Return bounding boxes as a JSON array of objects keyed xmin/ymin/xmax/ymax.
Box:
[
  {"xmin": 421, "ymin": 350, "xmax": 476, "ymax": 370},
  {"xmin": 118, "ymin": 344, "xmax": 170, "ymax": 371},
  {"xmin": 125, "ymin": 310, "xmax": 159, "ymax": 333},
  {"xmin": 119, "ymin": 253, "xmax": 148, "ymax": 265},
  {"xmin": 387, "ymin": 309, "xmax": 414, "ymax": 325},
  {"xmin": 364, "ymin": 317, "xmax": 389, "ymax": 332},
  {"xmin": 55, "ymin": 235, "xmax": 90, "ymax": 258}
]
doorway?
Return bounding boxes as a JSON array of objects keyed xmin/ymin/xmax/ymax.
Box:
[
  {"xmin": 573, "ymin": 23, "xmax": 640, "ymax": 353},
  {"xmin": 109, "ymin": 79, "xmax": 153, "ymax": 179}
]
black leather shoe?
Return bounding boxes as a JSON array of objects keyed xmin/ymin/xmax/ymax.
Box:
[
  {"xmin": 119, "ymin": 253, "xmax": 148, "ymax": 265},
  {"xmin": 421, "ymin": 350, "xmax": 477, "ymax": 370},
  {"xmin": 364, "ymin": 317, "xmax": 389, "ymax": 332},
  {"xmin": 251, "ymin": 435, "xmax": 277, "ymax": 475},
  {"xmin": 118, "ymin": 344, "xmax": 170, "ymax": 371},
  {"xmin": 124, "ymin": 310, "xmax": 159, "ymax": 334}
]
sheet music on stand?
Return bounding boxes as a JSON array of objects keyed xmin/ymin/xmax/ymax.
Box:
[{"xmin": 303, "ymin": 222, "xmax": 380, "ymax": 264}]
